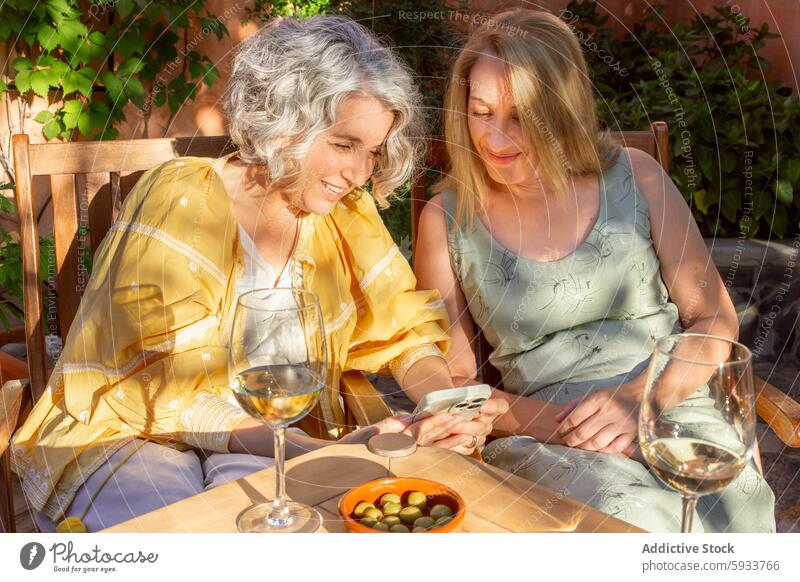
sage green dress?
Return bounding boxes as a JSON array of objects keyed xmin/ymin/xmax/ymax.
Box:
[{"xmin": 442, "ymin": 151, "xmax": 775, "ymax": 532}]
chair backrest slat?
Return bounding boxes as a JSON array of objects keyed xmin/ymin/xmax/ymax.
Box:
[
  {"xmin": 26, "ymin": 136, "xmax": 235, "ymax": 176},
  {"xmin": 50, "ymin": 174, "xmax": 84, "ymax": 342},
  {"xmin": 11, "ymin": 136, "xmax": 47, "ymax": 401},
  {"xmin": 12, "ymin": 134, "xmax": 236, "ymax": 402},
  {"xmin": 84, "ymin": 172, "xmax": 113, "ymax": 259}
]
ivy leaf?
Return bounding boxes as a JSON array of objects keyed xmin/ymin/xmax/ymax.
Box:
[
  {"xmin": 692, "ymin": 189, "xmax": 710, "ymax": 214},
  {"xmin": 30, "ymin": 72, "xmax": 52, "ymax": 97},
  {"xmin": 775, "ymin": 179, "xmax": 794, "ymax": 206},
  {"xmin": 787, "ymin": 158, "xmax": 800, "ymax": 184},
  {"xmin": 37, "ymin": 26, "xmax": 59, "ymax": 51},
  {"xmin": 34, "ymin": 110, "xmax": 54, "ymax": 123},
  {"xmin": 45, "ymin": 0, "xmax": 77, "ymax": 24},
  {"xmin": 74, "ymin": 38, "xmax": 106, "ymax": 66},
  {"xmin": 102, "ymin": 71, "xmax": 125, "ymax": 104},
  {"xmin": 12, "ymin": 57, "xmax": 32, "ymax": 72},
  {"xmin": 0, "ymin": 18, "xmax": 11, "ymax": 41},
  {"xmin": 117, "ymin": 58, "xmax": 145, "ymax": 76},
  {"xmin": 97, "ymin": 126, "xmax": 120, "ymax": 141},
  {"xmin": 76, "ymin": 67, "xmax": 97, "ymax": 98},
  {"xmin": 88, "ymin": 31, "xmax": 106, "ymax": 46},
  {"xmin": 14, "ymin": 70, "xmax": 32, "ymax": 93},
  {"xmin": 117, "ymin": 0, "xmax": 136, "ymax": 20},
  {"xmin": 189, "ymin": 61, "xmax": 203, "ymax": 78},
  {"xmin": 77, "ymin": 100, "xmax": 111, "ymax": 137},
  {"xmin": 42, "ymin": 118, "xmax": 62, "ymax": 140},
  {"xmin": 44, "ymin": 60, "xmax": 68, "ymax": 86},
  {"xmin": 117, "ymin": 30, "xmax": 145, "ymax": 58},
  {"xmin": 61, "ymin": 99, "xmax": 83, "ymax": 129},
  {"xmin": 204, "ymin": 65, "xmax": 219, "ymax": 86},
  {"xmin": 59, "ymin": 18, "xmax": 89, "ymax": 54},
  {"xmin": 771, "ymin": 205, "xmax": 788, "ymax": 237},
  {"xmin": 61, "ymin": 71, "xmax": 79, "ymax": 95},
  {"xmin": 153, "ymin": 88, "xmax": 166, "ymax": 108},
  {"xmin": 124, "ymin": 76, "xmax": 145, "ymax": 108},
  {"xmin": 77, "ymin": 111, "xmax": 93, "ymax": 136}
]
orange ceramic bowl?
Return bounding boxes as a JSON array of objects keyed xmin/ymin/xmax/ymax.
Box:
[{"xmin": 338, "ymin": 477, "xmax": 465, "ymax": 533}]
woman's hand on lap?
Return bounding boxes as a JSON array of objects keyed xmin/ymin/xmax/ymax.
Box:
[{"xmin": 555, "ymin": 383, "xmax": 641, "ymax": 457}]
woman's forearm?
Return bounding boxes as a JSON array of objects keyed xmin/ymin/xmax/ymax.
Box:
[
  {"xmin": 398, "ymin": 355, "xmax": 455, "ymax": 403},
  {"xmin": 228, "ymin": 417, "xmax": 329, "ymax": 459},
  {"xmin": 444, "ymin": 374, "xmax": 567, "ymax": 442},
  {"xmin": 489, "ymin": 388, "xmax": 566, "ymax": 443}
]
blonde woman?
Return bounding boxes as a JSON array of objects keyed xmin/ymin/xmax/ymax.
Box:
[
  {"xmin": 13, "ymin": 16, "xmax": 507, "ymax": 533},
  {"xmin": 415, "ymin": 9, "xmax": 775, "ymax": 532}
]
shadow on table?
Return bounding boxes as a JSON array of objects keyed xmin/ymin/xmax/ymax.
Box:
[{"xmin": 233, "ymin": 455, "xmax": 389, "ymax": 531}]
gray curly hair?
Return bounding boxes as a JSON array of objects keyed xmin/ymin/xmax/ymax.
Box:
[{"xmin": 224, "ymin": 15, "xmax": 426, "ymax": 207}]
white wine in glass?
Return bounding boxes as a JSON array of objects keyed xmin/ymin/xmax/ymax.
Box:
[
  {"xmin": 639, "ymin": 333, "xmax": 755, "ymax": 533},
  {"xmin": 229, "ymin": 288, "xmax": 327, "ymax": 533}
]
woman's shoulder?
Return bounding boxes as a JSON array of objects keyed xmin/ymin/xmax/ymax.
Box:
[
  {"xmin": 119, "ymin": 156, "xmax": 233, "ymax": 230},
  {"xmin": 617, "ymin": 146, "xmax": 670, "ymax": 206}
]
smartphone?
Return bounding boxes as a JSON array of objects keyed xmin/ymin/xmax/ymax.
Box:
[{"xmin": 411, "ymin": 384, "xmax": 493, "ymax": 422}]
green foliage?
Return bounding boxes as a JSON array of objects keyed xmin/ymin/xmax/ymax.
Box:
[
  {"xmin": 563, "ymin": 1, "xmax": 799, "ymax": 238},
  {"xmin": 0, "ymin": 183, "xmax": 56, "ymax": 331},
  {"xmin": 0, "ymin": 0, "xmax": 227, "ymax": 141}
]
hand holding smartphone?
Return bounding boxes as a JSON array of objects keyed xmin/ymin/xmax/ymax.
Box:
[{"xmin": 411, "ymin": 384, "xmax": 493, "ymax": 422}]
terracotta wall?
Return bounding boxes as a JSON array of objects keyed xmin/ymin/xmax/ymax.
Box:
[{"xmin": 1, "ymin": 0, "xmax": 797, "ymax": 229}]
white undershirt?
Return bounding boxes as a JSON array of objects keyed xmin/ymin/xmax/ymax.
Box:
[{"xmin": 235, "ymin": 224, "xmax": 294, "ymax": 294}]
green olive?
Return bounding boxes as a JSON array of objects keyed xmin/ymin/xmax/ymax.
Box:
[
  {"xmin": 413, "ymin": 516, "xmax": 436, "ymax": 530},
  {"xmin": 434, "ymin": 516, "xmax": 452, "ymax": 527},
  {"xmin": 389, "ymin": 524, "xmax": 410, "ymax": 533},
  {"xmin": 430, "ymin": 504, "xmax": 453, "ymax": 520},
  {"xmin": 353, "ymin": 501, "xmax": 374, "ymax": 518},
  {"xmin": 412, "ymin": 526, "xmax": 427, "ymax": 533},
  {"xmin": 372, "ymin": 522, "xmax": 390, "ymax": 532},
  {"xmin": 382, "ymin": 515, "xmax": 402, "ymax": 526},
  {"xmin": 379, "ymin": 493, "xmax": 401, "ymax": 507},
  {"xmin": 398, "ymin": 506, "xmax": 423, "ymax": 525},
  {"xmin": 363, "ymin": 507, "xmax": 384, "ymax": 521},
  {"xmin": 406, "ymin": 491, "xmax": 427, "ymax": 510},
  {"xmin": 360, "ymin": 517, "xmax": 379, "ymax": 527},
  {"xmin": 382, "ymin": 501, "xmax": 402, "ymax": 517}
]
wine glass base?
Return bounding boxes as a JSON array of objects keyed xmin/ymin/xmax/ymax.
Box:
[{"xmin": 236, "ymin": 502, "xmax": 322, "ymax": 533}]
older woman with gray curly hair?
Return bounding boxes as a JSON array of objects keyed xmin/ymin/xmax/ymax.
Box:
[{"xmin": 13, "ymin": 15, "xmax": 507, "ymax": 533}]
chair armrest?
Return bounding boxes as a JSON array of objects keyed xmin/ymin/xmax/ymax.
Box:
[
  {"xmin": 340, "ymin": 371, "xmax": 392, "ymax": 429},
  {"xmin": 0, "ymin": 352, "xmax": 29, "ymax": 383},
  {"xmin": 1, "ymin": 380, "xmax": 29, "ymax": 458},
  {"xmin": 755, "ymin": 375, "xmax": 800, "ymax": 448}
]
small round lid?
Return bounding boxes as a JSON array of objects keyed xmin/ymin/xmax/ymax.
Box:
[{"xmin": 367, "ymin": 433, "xmax": 417, "ymax": 458}]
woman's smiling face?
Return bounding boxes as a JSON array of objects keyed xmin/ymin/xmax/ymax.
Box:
[
  {"xmin": 292, "ymin": 93, "xmax": 395, "ymax": 215},
  {"xmin": 467, "ymin": 54, "xmax": 536, "ymax": 189}
]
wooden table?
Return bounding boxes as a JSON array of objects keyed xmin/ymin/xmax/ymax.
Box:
[{"xmin": 104, "ymin": 444, "xmax": 644, "ymax": 533}]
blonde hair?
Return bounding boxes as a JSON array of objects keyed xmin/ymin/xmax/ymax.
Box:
[{"xmin": 437, "ymin": 9, "xmax": 619, "ymax": 227}]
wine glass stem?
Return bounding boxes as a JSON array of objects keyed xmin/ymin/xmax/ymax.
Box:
[
  {"xmin": 680, "ymin": 494, "xmax": 699, "ymax": 533},
  {"xmin": 268, "ymin": 425, "xmax": 291, "ymax": 527}
]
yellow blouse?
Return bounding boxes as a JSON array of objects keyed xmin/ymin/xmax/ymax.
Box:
[{"xmin": 11, "ymin": 154, "xmax": 450, "ymax": 522}]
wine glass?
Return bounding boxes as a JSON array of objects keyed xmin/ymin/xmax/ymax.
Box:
[
  {"xmin": 639, "ymin": 333, "xmax": 756, "ymax": 533},
  {"xmin": 228, "ymin": 288, "xmax": 327, "ymax": 533}
]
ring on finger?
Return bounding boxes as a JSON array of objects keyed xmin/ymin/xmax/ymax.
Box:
[{"xmin": 466, "ymin": 434, "xmax": 478, "ymax": 449}]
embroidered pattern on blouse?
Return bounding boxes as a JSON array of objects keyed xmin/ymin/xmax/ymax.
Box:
[
  {"xmin": 61, "ymin": 316, "xmax": 220, "ymax": 378},
  {"xmin": 178, "ymin": 391, "xmax": 250, "ymax": 452},
  {"xmin": 360, "ymin": 245, "xmax": 402, "ymax": 289},
  {"xmin": 110, "ymin": 221, "xmax": 226, "ymax": 286}
]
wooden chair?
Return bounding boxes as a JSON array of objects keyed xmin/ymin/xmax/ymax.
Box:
[
  {"xmin": 409, "ymin": 121, "xmax": 800, "ymax": 458},
  {"xmin": 0, "ymin": 134, "xmax": 392, "ymax": 532}
]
